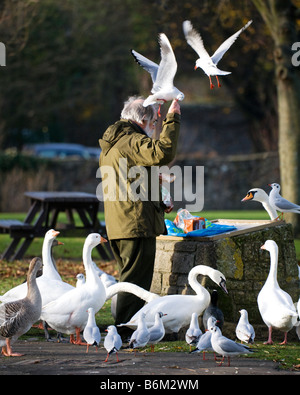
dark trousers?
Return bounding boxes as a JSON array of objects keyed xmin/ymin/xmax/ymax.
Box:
[{"xmin": 110, "ymin": 237, "xmax": 156, "ymax": 330}]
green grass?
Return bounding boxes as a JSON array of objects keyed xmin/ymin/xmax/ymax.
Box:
[
  {"xmin": 1, "ymin": 209, "xmax": 300, "ymax": 259},
  {"xmin": 0, "ymin": 211, "xmax": 105, "ymax": 260}
]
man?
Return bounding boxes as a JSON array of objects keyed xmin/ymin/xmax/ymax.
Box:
[{"xmin": 99, "ymin": 96, "xmax": 181, "ymax": 338}]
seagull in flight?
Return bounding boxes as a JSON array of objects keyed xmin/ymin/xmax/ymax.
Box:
[
  {"xmin": 183, "ymin": 19, "xmax": 252, "ymax": 89},
  {"xmin": 131, "ymin": 33, "xmax": 184, "ymax": 115}
]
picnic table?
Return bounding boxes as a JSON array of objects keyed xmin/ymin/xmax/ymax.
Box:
[{"xmin": 0, "ymin": 191, "xmax": 112, "ymax": 261}]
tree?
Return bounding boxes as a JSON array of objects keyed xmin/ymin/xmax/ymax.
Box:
[
  {"xmin": 0, "ymin": 0, "xmax": 138, "ymax": 149},
  {"xmin": 251, "ymin": 0, "xmax": 300, "ymax": 233}
]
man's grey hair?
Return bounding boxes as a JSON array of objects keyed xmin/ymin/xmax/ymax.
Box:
[{"xmin": 121, "ymin": 95, "xmax": 157, "ymax": 124}]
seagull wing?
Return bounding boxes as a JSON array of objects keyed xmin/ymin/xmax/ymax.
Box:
[
  {"xmin": 104, "ymin": 333, "xmax": 115, "ymax": 353},
  {"xmin": 211, "ymin": 20, "xmax": 252, "ymax": 65},
  {"xmin": 153, "ymin": 33, "xmax": 178, "ymax": 93},
  {"xmin": 131, "ymin": 49, "xmax": 159, "ymax": 84},
  {"xmin": 149, "ymin": 326, "xmax": 163, "ymax": 342},
  {"xmin": 183, "ymin": 20, "xmax": 211, "ymax": 62},
  {"xmin": 218, "ymin": 336, "xmax": 250, "ymax": 353},
  {"xmin": 113, "ymin": 333, "xmax": 122, "ymax": 351},
  {"xmin": 274, "ymin": 196, "xmax": 300, "ymax": 211},
  {"xmin": 236, "ymin": 326, "xmax": 251, "ymax": 342}
]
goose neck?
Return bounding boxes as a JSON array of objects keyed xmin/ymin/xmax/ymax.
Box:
[
  {"xmin": 83, "ymin": 243, "xmax": 102, "ymax": 287},
  {"xmin": 42, "ymin": 239, "xmax": 52, "ymax": 273},
  {"xmin": 42, "ymin": 238, "xmax": 61, "ymax": 280},
  {"xmin": 27, "ymin": 266, "xmax": 41, "ymax": 303},
  {"xmin": 266, "ymin": 246, "xmax": 279, "ymax": 286}
]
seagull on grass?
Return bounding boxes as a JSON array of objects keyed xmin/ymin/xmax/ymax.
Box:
[{"xmin": 235, "ymin": 309, "xmax": 255, "ymax": 344}]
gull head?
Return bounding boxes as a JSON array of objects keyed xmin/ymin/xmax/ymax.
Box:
[
  {"xmin": 176, "ymin": 92, "xmax": 185, "ymax": 101},
  {"xmin": 268, "ymin": 183, "xmax": 281, "ymax": 192}
]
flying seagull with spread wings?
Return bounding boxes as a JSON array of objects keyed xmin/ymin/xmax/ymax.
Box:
[
  {"xmin": 131, "ymin": 33, "xmax": 184, "ymax": 114},
  {"xmin": 183, "ymin": 20, "xmax": 252, "ymax": 89}
]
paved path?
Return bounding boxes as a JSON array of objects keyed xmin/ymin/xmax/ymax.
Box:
[{"xmin": 0, "ymin": 340, "xmax": 299, "ymax": 376}]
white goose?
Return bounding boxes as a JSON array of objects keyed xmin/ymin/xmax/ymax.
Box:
[
  {"xmin": 40, "ymin": 229, "xmax": 62, "ymax": 281},
  {"xmin": 241, "ymin": 188, "xmax": 278, "ymax": 221},
  {"xmin": 0, "ymin": 229, "xmax": 74, "ymax": 305},
  {"xmin": 257, "ymin": 240, "xmax": 298, "ymax": 345},
  {"xmin": 0, "ymin": 257, "xmax": 42, "ymax": 357},
  {"xmin": 118, "ymin": 265, "xmax": 228, "ymax": 334},
  {"xmin": 41, "ymin": 233, "xmax": 107, "ymax": 345}
]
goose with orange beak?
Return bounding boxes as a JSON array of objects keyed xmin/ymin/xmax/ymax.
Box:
[{"xmin": 41, "ymin": 233, "xmax": 108, "ymax": 345}]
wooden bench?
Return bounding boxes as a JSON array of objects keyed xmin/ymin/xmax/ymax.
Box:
[
  {"xmin": 0, "ymin": 192, "xmax": 114, "ymax": 262},
  {"xmin": 0, "ymin": 220, "xmax": 33, "ymax": 234},
  {"xmin": 0, "ymin": 220, "xmax": 35, "ymax": 261}
]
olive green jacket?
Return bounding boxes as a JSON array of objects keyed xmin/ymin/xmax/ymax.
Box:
[{"xmin": 98, "ymin": 112, "xmax": 180, "ymax": 240}]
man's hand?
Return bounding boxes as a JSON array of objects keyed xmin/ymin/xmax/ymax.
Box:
[{"xmin": 168, "ymin": 99, "xmax": 181, "ymax": 115}]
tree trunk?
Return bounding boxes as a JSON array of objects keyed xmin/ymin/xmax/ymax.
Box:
[{"xmin": 252, "ymin": 0, "xmax": 300, "ymax": 234}]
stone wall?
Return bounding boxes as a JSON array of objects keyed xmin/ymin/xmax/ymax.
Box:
[{"xmin": 151, "ymin": 221, "xmax": 299, "ymax": 331}]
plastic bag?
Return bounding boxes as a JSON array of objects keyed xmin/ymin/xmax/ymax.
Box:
[
  {"xmin": 159, "ymin": 172, "xmax": 175, "ymax": 213},
  {"xmin": 174, "ymin": 208, "xmax": 205, "ymax": 233}
]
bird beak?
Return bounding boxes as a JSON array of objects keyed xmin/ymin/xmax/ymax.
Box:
[
  {"xmin": 101, "ymin": 236, "xmax": 107, "ymax": 243},
  {"xmin": 194, "ymin": 65, "xmax": 198, "ymax": 70},
  {"xmin": 261, "ymin": 244, "xmax": 266, "ymax": 250},
  {"xmin": 241, "ymin": 192, "xmax": 253, "ymax": 202},
  {"xmin": 53, "ymin": 230, "xmax": 60, "ymax": 237},
  {"xmin": 105, "ymin": 329, "xmax": 108, "ymax": 332},
  {"xmin": 219, "ymin": 279, "xmax": 228, "ymax": 294},
  {"xmin": 57, "ymin": 241, "xmax": 64, "ymax": 245}
]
